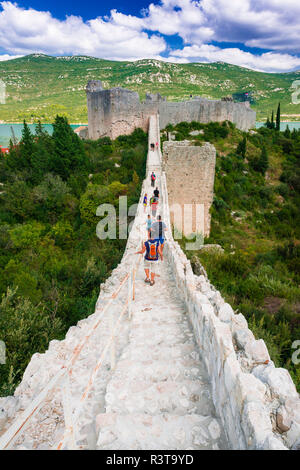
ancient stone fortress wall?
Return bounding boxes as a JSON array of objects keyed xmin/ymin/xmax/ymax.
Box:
[
  {"xmin": 158, "ymin": 144, "xmax": 300, "ymax": 450},
  {"xmin": 162, "ymin": 141, "xmax": 216, "ymax": 237},
  {"xmin": 85, "ymin": 81, "xmax": 256, "ymax": 140},
  {"xmin": 1, "ymin": 114, "xmax": 299, "ymax": 450}
]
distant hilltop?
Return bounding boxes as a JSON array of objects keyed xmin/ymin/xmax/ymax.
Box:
[
  {"xmin": 82, "ymin": 80, "xmax": 256, "ymax": 140},
  {"xmin": 0, "ymin": 54, "xmax": 299, "ymax": 123}
]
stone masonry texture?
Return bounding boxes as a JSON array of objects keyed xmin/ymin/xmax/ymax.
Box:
[
  {"xmin": 162, "ymin": 141, "xmax": 216, "ymax": 237},
  {"xmin": 85, "ymin": 81, "xmax": 256, "ymax": 140}
]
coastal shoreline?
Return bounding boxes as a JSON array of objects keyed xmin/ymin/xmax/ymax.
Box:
[{"xmin": 0, "ymin": 122, "xmax": 88, "ymax": 125}]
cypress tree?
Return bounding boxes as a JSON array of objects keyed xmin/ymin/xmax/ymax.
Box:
[
  {"xmin": 271, "ymin": 111, "xmax": 275, "ymax": 129},
  {"xmin": 276, "ymin": 102, "xmax": 281, "ymax": 131},
  {"xmin": 20, "ymin": 121, "xmax": 34, "ymax": 161},
  {"xmin": 51, "ymin": 115, "xmax": 88, "ymax": 180}
]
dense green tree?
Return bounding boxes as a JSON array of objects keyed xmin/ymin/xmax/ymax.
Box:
[
  {"xmin": 19, "ymin": 120, "xmax": 35, "ymax": 165},
  {"xmin": 250, "ymin": 145, "xmax": 269, "ymax": 175},
  {"xmin": 284, "ymin": 125, "xmax": 291, "ymax": 139},
  {"xmin": 51, "ymin": 115, "xmax": 89, "ymax": 180},
  {"xmin": 276, "ymin": 102, "xmax": 281, "ymax": 131},
  {"xmin": 237, "ymin": 136, "xmax": 247, "ymax": 158},
  {"xmin": 271, "ymin": 110, "xmax": 275, "ymax": 129},
  {"xmin": 0, "ymin": 119, "xmax": 147, "ymax": 396},
  {"xmin": 0, "ymin": 288, "xmax": 62, "ymax": 394},
  {"xmin": 259, "ymin": 146, "xmax": 269, "ymax": 175}
]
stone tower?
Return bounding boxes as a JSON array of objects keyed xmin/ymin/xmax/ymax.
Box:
[{"xmin": 162, "ymin": 140, "xmax": 216, "ymax": 237}]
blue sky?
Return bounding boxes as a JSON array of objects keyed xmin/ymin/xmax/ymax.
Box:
[{"xmin": 0, "ymin": 0, "xmax": 300, "ymax": 73}]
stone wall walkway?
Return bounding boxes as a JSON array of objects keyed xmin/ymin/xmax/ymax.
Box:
[
  {"xmin": 95, "ymin": 115, "xmax": 227, "ymax": 449},
  {"xmin": 2, "ymin": 115, "xmax": 297, "ymax": 451},
  {"xmin": 96, "ymin": 261, "xmax": 227, "ymax": 449}
]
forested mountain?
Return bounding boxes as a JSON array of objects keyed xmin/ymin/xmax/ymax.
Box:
[{"xmin": 0, "ymin": 54, "xmax": 299, "ymax": 122}]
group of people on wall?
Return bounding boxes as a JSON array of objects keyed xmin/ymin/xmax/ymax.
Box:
[{"xmin": 136, "ymin": 172, "xmax": 167, "ymax": 287}]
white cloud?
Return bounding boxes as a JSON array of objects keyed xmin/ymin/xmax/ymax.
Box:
[
  {"xmin": 170, "ymin": 44, "xmax": 300, "ymax": 73},
  {"xmin": 0, "ymin": 54, "xmax": 23, "ymax": 61},
  {"xmin": 0, "ymin": 1, "xmax": 166, "ymax": 60},
  {"xmin": 142, "ymin": 0, "xmax": 214, "ymax": 43},
  {"xmin": 0, "ymin": 1, "xmax": 300, "ymax": 72},
  {"xmin": 138, "ymin": 0, "xmax": 300, "ymax": 55},
  {"xmin": 199, "ymin": 0, "xmax": 300, "ymax": 52}
]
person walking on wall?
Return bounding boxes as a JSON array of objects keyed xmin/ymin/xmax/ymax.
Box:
[
  {"xmin": 152, "ymin": 215, "xmax": 167, "ymax": 253},
  {"xmin": 146, "ymin": 214, "xmax": 152, "ymax": 238},
  {"xmin": 143, "ymin": 193, "xmax": 148, "ymax": 213},
  {"xmin": 151, "ymin": 171, "xmax": 156, "ymax": 187},
  {"xmin": 136, "ymin": 230, "xmax": 163, "ymax": 286},
  {"xmin": 151, "ymin": 197, "xmax": 159, "ymax": 218},
  {"xmin": 153, "ymin": 187, "xmax": 159, "ymax": 199}
]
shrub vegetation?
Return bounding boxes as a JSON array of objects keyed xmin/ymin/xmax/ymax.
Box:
[
  {"xmin": 0, "ymin": 118, "xmax": 147, "ymax": 395},
  {"xmin": 163, "ymin": 121, "xmax": 300, "ymax": 390}
]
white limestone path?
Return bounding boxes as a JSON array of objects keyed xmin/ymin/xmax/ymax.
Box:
[
  {"xmin": 95, "ymin": 116, "xmax": 228, "ymax": 450},
  {"xmin": 96, "ymin": 261, "xmax": 228, "ymax": 450},
  {"xmin": 0, "ymin": 115, "xmax": 229, "ymax": 450}
]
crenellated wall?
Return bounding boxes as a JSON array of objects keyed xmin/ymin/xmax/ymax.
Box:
[{"xmin": 85, "ymin": 81, "xmax": 256, "ymax": 140}]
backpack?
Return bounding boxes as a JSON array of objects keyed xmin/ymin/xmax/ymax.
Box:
[
  {"xmin": 151, "ymin": 173, "xmax": 156, "ymax": 181},
  {"xmin": 147, "ymin": 241, "xmax": 158, "ymax": 260}
]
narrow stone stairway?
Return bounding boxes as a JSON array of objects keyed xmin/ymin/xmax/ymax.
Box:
[{"xmin": 96, "ymin": 261, "xmax": 228, "ymax": 450}]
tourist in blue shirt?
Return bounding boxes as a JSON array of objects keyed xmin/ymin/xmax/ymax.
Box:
[{"xmin": 151, "ymin": 215, "xmax": 167, "ymax": 253}]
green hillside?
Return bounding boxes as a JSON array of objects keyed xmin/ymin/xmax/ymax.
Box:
[
  {"xmin": 163, "ymin": 120, "xmax": 300, "ymax": 389},
  {"xmin": 0, "ymin": 119, "xmax": 147, "ymax": 395},
  {"xmin": 0, "ymin": 54, "xmax": 300, "ymax": 123}
]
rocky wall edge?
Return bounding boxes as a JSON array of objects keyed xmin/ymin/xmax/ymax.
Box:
[{"xmin": 160, "ymin": 171, "xmax": 299, "ymax": 450}]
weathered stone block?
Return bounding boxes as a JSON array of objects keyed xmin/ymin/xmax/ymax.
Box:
[
  {"xmin": 286, "ymin": 421, "xmax": 300, "ymax": 448},
  {"xmin": 234, "ymin": 328, "xmax": 255, "ymax": 350},
  {"xmin": 231, "ymin": 313, "xmax": 248, "ymax": 331},
  {"xmin": 218, "ymin": 303, "xmax": 234, "ymax": 323},
  {"xmin": 261, "ymin": 435, "xmax": 288, "ymax": 450},
  {"xmin": 253, "ymin": 367, "xmax": 298, "ymax": 400},
  {"xmin": 242, "ymin": 401, "xmax": 273, "ymax": 448},
  {"xmin": 284, "ymin": 397, "xmax": 300, "ymax": 422},
  {"xmin": 223, "ymin": 353, "xmax": 241, "ymax": 395},
  {"xmin": 235, "ymin": 373, "xmax": 267, "ymax": 412},
  {"xmin": 276, "ymin": 405, "xmax": 292, "ymax": 433},
  {"xmin": 245, "ymin": 339, "xmax": 270, "ymax": 364}
]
